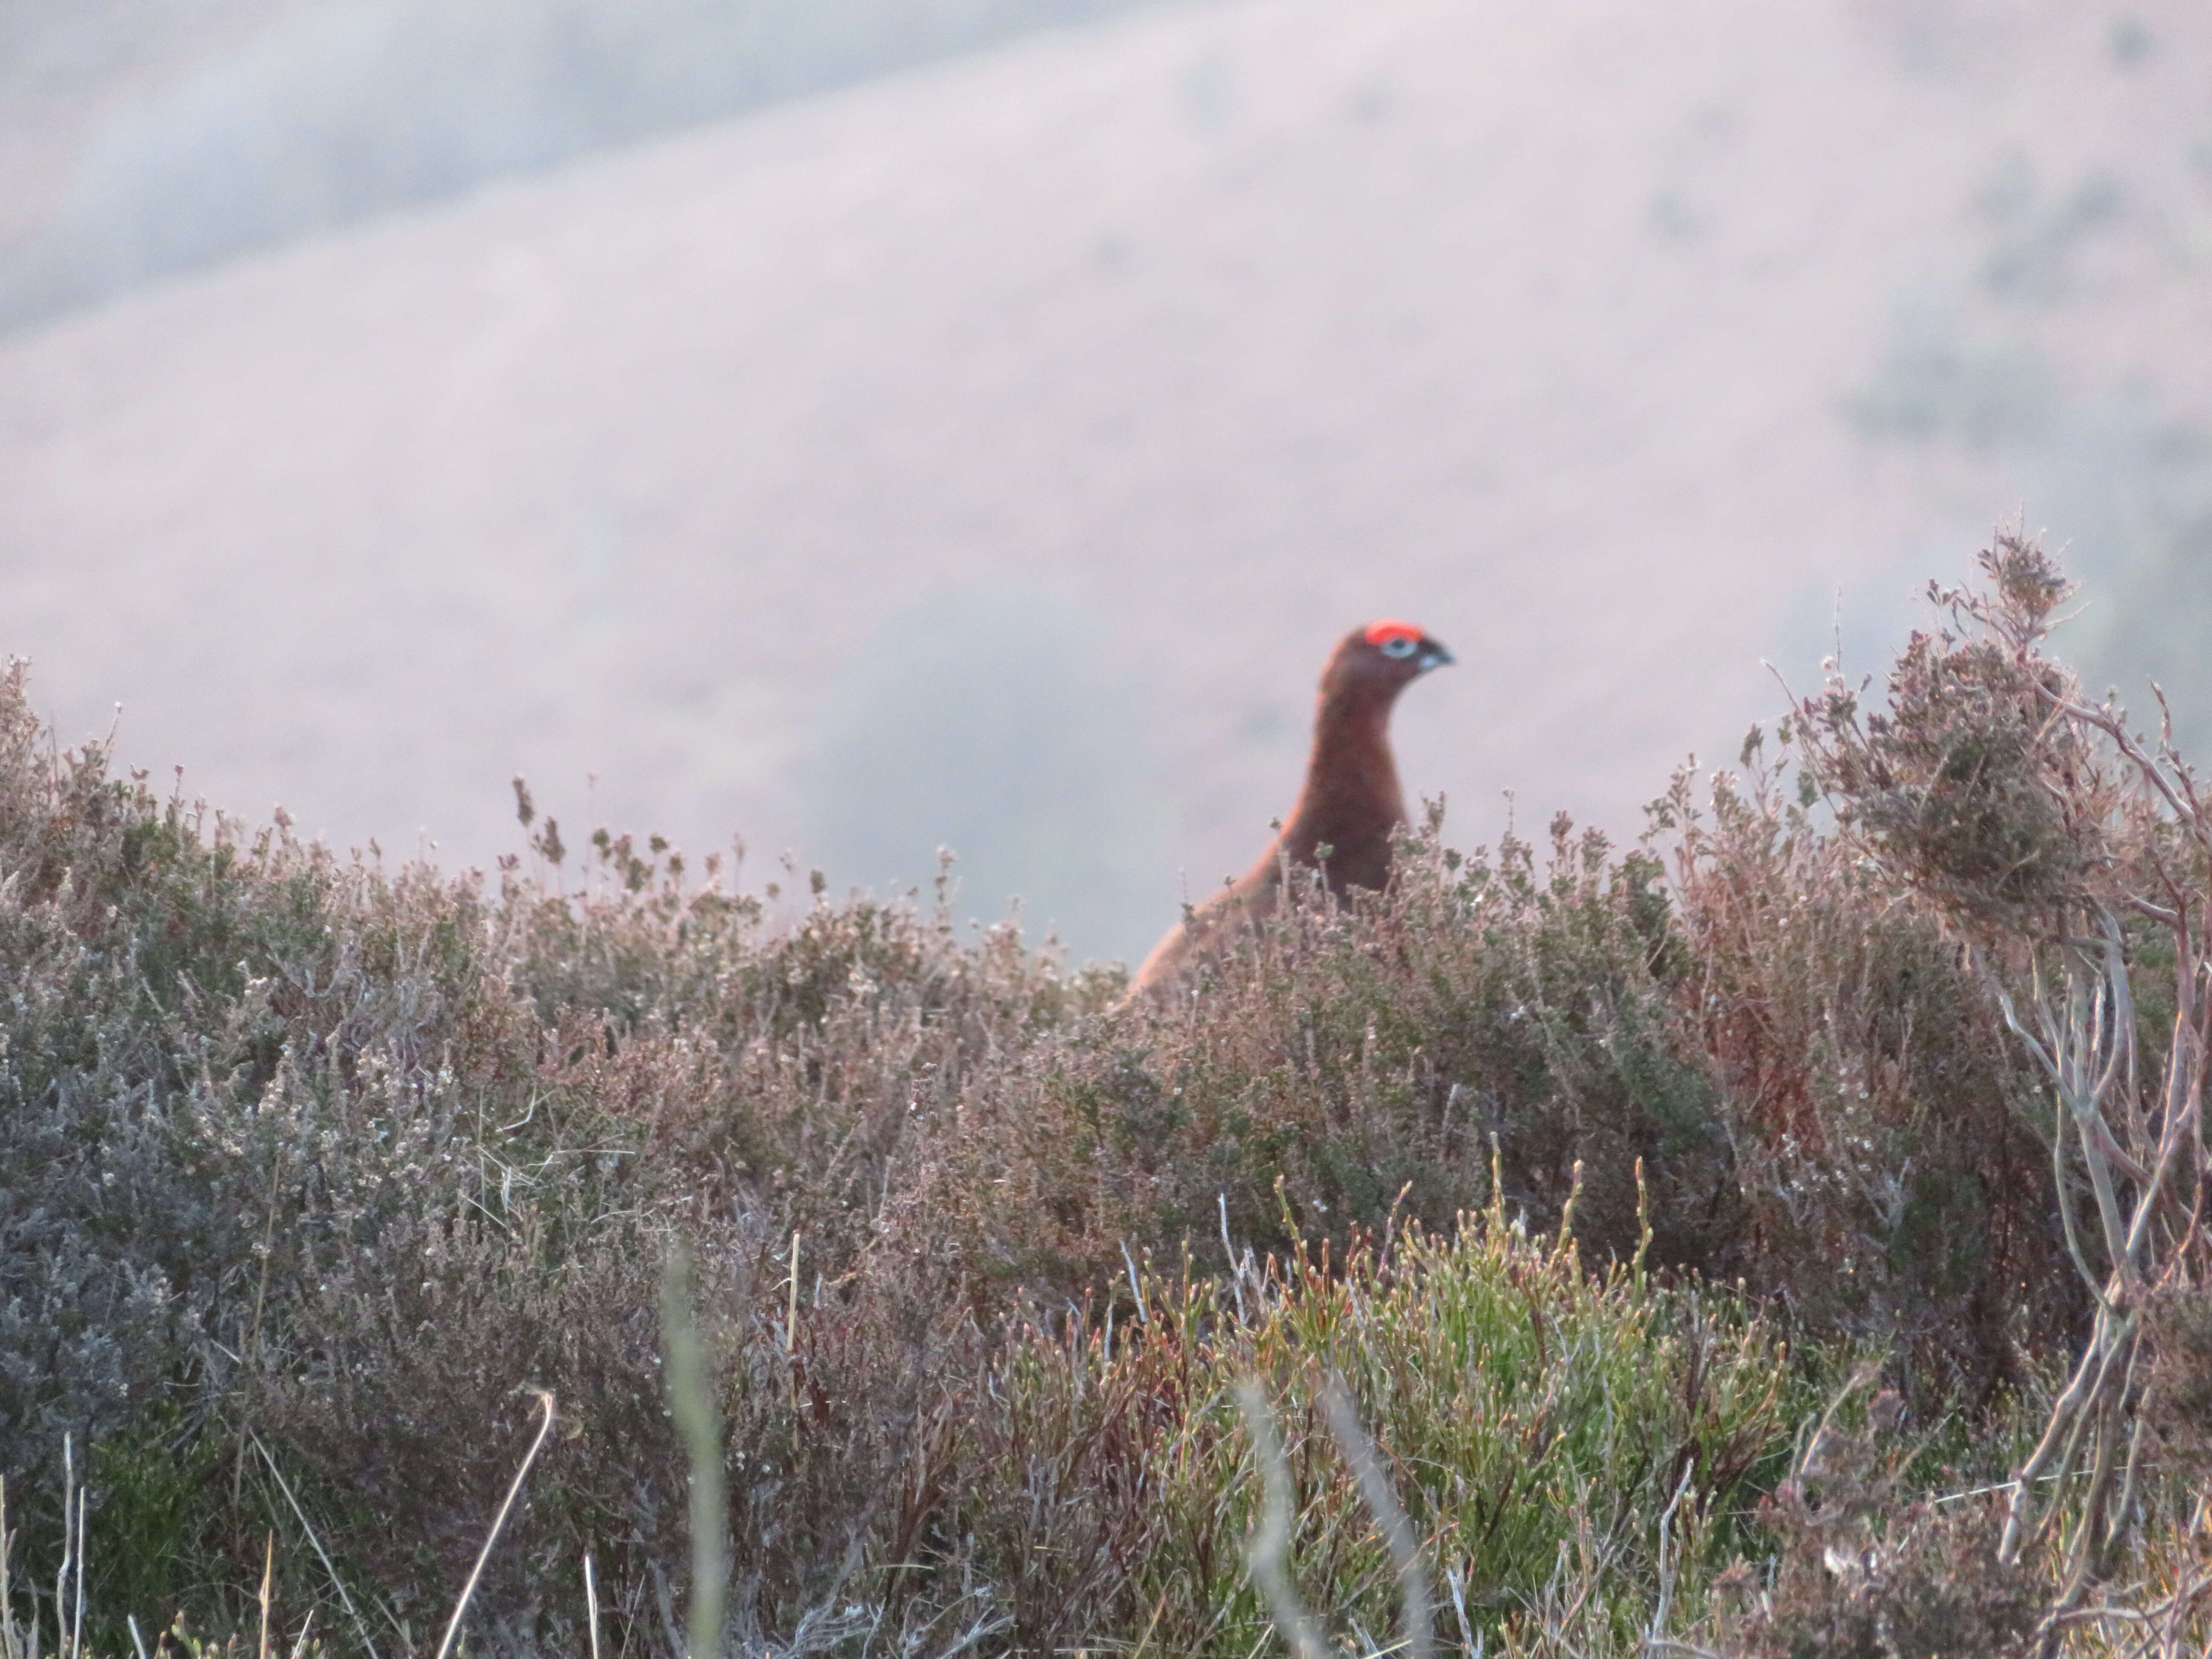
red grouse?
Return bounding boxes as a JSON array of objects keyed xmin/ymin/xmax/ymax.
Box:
[{"xmin": 1128, "ymin": 619, "xmax": 1453, "ymax": 998}]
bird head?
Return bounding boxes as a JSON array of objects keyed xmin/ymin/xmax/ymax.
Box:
[{"xmin": 1325, "ymin": 619, "xmax": 1454, "ymax": 699}]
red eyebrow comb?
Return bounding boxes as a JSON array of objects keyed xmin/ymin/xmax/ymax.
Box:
[{"xmin": 1364, "ymin": 620, "xmax": 1422, "ymax": 646}]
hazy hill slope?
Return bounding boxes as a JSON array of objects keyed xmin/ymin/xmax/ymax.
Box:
[
  {"xmin": 3, "ymin": 0, "xmax": 2209, "ymax": 963},
  {"xmin": 0, "ymin": 0, "xmax": 1171, "ymax": 329}
]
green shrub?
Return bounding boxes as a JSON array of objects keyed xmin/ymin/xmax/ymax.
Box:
[{"xmin": 946, "ymin": 1212, "xmax": 1805, "ymax": 1656}]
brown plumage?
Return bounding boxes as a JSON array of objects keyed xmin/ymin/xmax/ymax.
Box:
[{"xmin": 1128, "ymin": 619, "xmax": 1453, "ymax": 998}]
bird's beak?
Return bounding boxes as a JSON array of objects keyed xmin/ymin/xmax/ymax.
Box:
[{"xmin": 1418, "ymin": 643, "xmax": 1455, "ymax": 671}]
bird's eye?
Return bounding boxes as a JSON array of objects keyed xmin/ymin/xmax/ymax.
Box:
[{"xmin": 1379, "ymin": 636, "xmax": 1418, "ymax": 660}]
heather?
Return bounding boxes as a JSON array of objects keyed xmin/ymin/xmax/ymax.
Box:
[{"xmin": 3, "ymin": 540, "xmax": 2208, "ymax": 1657}]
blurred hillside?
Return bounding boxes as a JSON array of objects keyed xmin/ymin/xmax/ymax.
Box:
[
  {"xmin": 0, "ymin": 0, "xmax": 1161, "ymax": 329},
  {"xmin": 2, "ymin": 0, "xmax": 2210, "ymax": 964}
]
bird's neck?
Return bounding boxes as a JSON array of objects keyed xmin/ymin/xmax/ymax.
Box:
[{"xmin": 1280, "ymin": 685, "xmax": 1407, "ymax": 885}]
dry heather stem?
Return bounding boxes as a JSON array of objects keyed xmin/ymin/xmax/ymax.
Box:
[
  {"xmin": 1797, "ymin": 535, "xmax": 2212, "ymax": 1640},
  {"xmin": 1973, "ymin": 754, "xmax": 2209, "ymax": 1613}
]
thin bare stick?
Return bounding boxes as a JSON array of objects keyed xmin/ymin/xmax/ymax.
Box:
[
  {"xmin": 1647, "ymin": 1460, "xmax": 1698, "ymax": 1643},
  {"xmin": 1121, "ymin": 1240, "xmax": 1148, "ymax": 1325},
  {"xmin": 1, "ymin": 1478, "xmax": 14, "ymax": 1659},
  {"xmin": 58, "ymin": 1436, "xmax": 74, "ymax": 1659},
  {"xmin": 584, "ymin": 1553, "xmax": 602, "ymax": 1659},
  {"xmin": 1220, "ymin": 1194, "xmax": 1248, "ymax": 1325},
  {"xmin": 788, "ymin": 1229, "xmax": 803, "ymax": 1412},
  {"xmin": 74, "ymin": 1468, "xmax": 88, "ymax": 1659},
  {"xmin": 431, "ymin": 1390, "xmax": 558, "ymax": 1659}
]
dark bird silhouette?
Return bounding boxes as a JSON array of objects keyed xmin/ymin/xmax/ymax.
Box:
[{"xmin": 1128, "ymin": 619, "xmax": 1453, "ymax": 998}]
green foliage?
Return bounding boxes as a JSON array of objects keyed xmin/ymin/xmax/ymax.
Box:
[
  {"xmin": 83, "ymin": 1405, "xmax": 224, "ymax": 1650},
  {"xmin": 953, "ymin": 1216, "xmax": 1804, "ymax": 1655}
]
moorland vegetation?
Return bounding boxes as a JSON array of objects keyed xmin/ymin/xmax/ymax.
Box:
[{"xmin": 0, "ymin": 538, "xmax": 2206, "ymax": 1657}]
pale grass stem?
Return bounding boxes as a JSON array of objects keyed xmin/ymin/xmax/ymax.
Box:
[
  {"xmin": 3, "ymin": 1446, "xmax": 89, "ymax": 1659},
  {"xmin": 1234, "ymin": 1381, "xmax": 1327, "ymax": 1659},
  {"xmin": 1644, "ymin": 1461, "xmax": 1697, "ymax": 1644},
  {"xmin": 57, "ymin": 1437, "xmax": 69, "ymax": 1659},
  {"xmin": 1121, "ymin": 1241, "xmax": 1148, "ymax": 1325},
  {"xmin": 258, "ymin": 1533, "xmax": 274, "ymax": 1659},
  {"xmin": 787, "ymin": 1228, "xmax": 802, "ymax": 1412},
  {"xmin": 1317, "ymin": 1371, "xmax": 1433, "ymax": 1659},
  {"xmin": 430, "ymin": 1388, "xmax": 557, "ymax": 1659},
  {"xmin": 1218, "ymin": 1193, "xmax": 1249, "ymax": 1324},
  {"xmin": 59, "ymin": 1433, "xmax": 86, "ymax": 1659},
  {"xmin": 1, "ymin": 1476, "xmax": 27, "ymax": 1659},
  {"xmin": 75, "ymin": 1464, "xmax": 87, "ymax": 1659}
]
